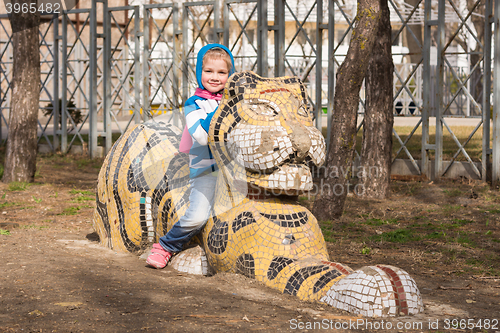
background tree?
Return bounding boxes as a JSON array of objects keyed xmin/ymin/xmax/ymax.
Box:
[
  {"xmin": 359, "ymin": 0, "xmax": 394, "ymax": 198},
  {"xmin": 2, "ymin": 0, "xmax": 40, "ymax": 183},
  {"xmin": 312, "ymin": 0, "xmax": 382, "ymax": 221}
]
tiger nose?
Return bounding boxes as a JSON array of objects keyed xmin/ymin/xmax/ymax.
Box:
[{"xmin": 289, "ymin": 122, "xmax": 312, "ymax": 160}]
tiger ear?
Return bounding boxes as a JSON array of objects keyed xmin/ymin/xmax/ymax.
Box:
[{"xmin": 226, "ymin": 74, "xmax": 239, "ymax": 98}]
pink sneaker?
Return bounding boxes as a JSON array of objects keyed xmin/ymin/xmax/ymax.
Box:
[{"xmin": 146, "ymin": 243, "xmax": 173, "ymax": 269}]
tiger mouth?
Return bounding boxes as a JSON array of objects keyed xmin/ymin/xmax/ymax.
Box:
[{"xmin": 226, "ymin": 123, "xmax": 325, "ymax": 193}]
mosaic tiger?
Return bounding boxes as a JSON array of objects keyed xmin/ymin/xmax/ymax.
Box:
[{"xmin": 92, "ymin": 71, "xmax": 423, "ymax": 317}]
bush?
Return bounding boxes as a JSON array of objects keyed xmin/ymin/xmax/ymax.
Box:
[{"xmin": 43, "ymin": 99, "xmax": 83, "ymax": 132}]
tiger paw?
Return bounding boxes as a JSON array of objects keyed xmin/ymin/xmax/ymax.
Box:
[
  {"xmin": 320, "ymin": 265, "xmax": 424, "ymax": 317},
  {"xmin": 169, "ymin": 245, "xmax": 214, "ymax": 276}
]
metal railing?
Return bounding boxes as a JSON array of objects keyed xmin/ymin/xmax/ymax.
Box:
[{"xmin": 0, "ymin": 0, "xmax": 499, "ymax": 184}]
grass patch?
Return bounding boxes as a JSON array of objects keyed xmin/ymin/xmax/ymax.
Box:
[
  {"xmin": 443, "ymin": 188, "xmax": 463, "ymax": 197},
  {"xmin": 320, "ymin": 224, "xmax": 337, "ymax": 243},
  {"xmin": 371, "ymin": 228, "xmax": 419, "ymax": 243},
  {"xmin": 426, "ymin": 231, "xmax": 447, "ymax": 240},
  {"xmin": 20, "ymin": 224, "xmax": 49, "ymax": 230},
  {"xmin": 18, "ymin": 206, "xmax": 35, "ymax": 210},
  {"xmin": 0, "ymin": 202, "xmax": 17, "ymax": 209},
  {"xmin": 442, "ymin": 204, "xmax": 462, "ymax": 214},
  {"xmin": 8, "ymin": 182, "xmax": 31, "ymax": 191},
  {"xmin": 437, "ymin": 218, "xmax": 475, "ymax": 230},
  {"xmin": 0, "ymin": 229, "xmax": 10, "ymax": 235},
  {"xmin": 451, "ymin": 218, "xmax": 475, "ymax": 226},
  {"xmin": 71, "ymin": 196, "xmax": 94, "ymax": 203},
  {"xmin": 363, "ymin": 218, "xmax": 399, "ymax": 226},
  {"xmin": 455, "ymin": 232, "xmax": 476, "ymax": 247},
  {"xmin": 69, "ymin": 189, "xmax": 94, "ymax": 203},
  {"xmin": 465, "ymin": 258, "xmax": 482, "ymax": 266},
  {"xmin": 76, "ymin": 158, "xmax": 103, "ymax": 170},
  {"xmin": 69, "ymin": 189, "xmax": 94, "ymax": 196},
  {"xmin": 59, "ymin": 206, "xmax": 81, "ymax": 216},
  {"xmin": 360, "ymin": 246, "xmax": 372, "ymax": 255}
]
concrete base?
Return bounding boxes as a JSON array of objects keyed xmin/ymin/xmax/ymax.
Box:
[
  {"xmin": 350, "ymin": 157, "xmax": 483, "ymax": 181},
  {"xmin": 390, "ymin": 158, "xmax": 483, "ymax": 180}
]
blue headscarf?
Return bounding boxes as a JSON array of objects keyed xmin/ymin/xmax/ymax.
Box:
[{"xmin": 196, "ymin": 44, "xmax": 235, "ymax": 89}]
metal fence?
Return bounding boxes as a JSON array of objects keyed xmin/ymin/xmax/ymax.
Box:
[{"xmin": 0, "ymin": 0, "xmax": 499, "ymax": 184}]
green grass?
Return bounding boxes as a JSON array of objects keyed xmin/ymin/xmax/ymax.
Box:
[
  {"xmin": 426, "ymin": 231, "xmax": 447, "ymax": 239},
  {"xmin": 0, "ymin": 202, "xmax": 17, "ymax": 209},
  {"xmin": 362, "ymin": 218, "xmax": 399, "ymax": 226},
  {"xmin": 443, "ymin": 188, "xmax": 463, "ymax": 197},
  {"xmin": 18, "ymin": 206, "xmax": 35, "ymax": 210},
  {"xmin": 69, "ymin": 189, "xmax": 94, "ymax": 196},
  {"xmin": 76, "ymin": 158, "xmax": 103, "ymax": 169},
  {"xmin": 451, "ymin": 218, "xmax": 475, "ymax": 226},
  {"xmin": 0, "ymin": 229, "xmax": 10, "ymax": 235},
  {"xmin": 371, "ymin": 228, "xmax": 419, "ymax": 243},
  {"xmin": 59, "ymin": 206, "xmax": 81, "ymax": 215},
  {"xmin": 320, "ymin": 226, "xmax": 336, "ymax": 243},
  {"xmin": 442, "ymin": 204, "xmax": 462, "ymax": 214},
  {"xmin": 8, "ymin": 182, "xmax": 31, "ymax": 191},
  {"xmin": 360, "ymin": 246, "xmax": 372, "ymax": 255},
  {"xmin": 455, "ymin": 232, "xmax": 476, "ymax": 247},
  {"xmin": 20, "ymin": 224, "xmax": 49, "ymax": 230},
  {"xmin": 71, "ymin": 196, "xmax": 94, "ymax": 203},
  {"xmin": 69, "ymin": 189, "xmax": 94, "ymax": 203}
]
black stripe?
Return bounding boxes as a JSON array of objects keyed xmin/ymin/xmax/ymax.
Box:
[
  {"xmin": 284, "ymin": 265, "xmax": 330, "ymax": 296},
  {"xmin": 260, "ymin": 211, "xmax": 308, "ymax": 228},
  {"xmin": 313, "ymin": 269, "xmax": 343, "ymax": 294},
  {"xmin": 267, "ymin": 257, "xmax": 296, "ymax": 280},
  {"xmin": 231, "ymin": 211, "xmax": 256, "ymax": 234}
]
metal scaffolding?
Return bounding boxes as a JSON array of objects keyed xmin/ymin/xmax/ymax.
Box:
[{"xmin": 0, "ymin": 0, "xmax": 499, "ymax": 184}]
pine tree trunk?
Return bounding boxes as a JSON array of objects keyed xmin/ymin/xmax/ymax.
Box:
[
  {"xmin": 359, "ymin": 0, "xmax": 394, "ymax": 198},
  {"xmin": 312, "ymin": 0, "xmax": 381, "ymax": 221},
  {"xmin": 2, "ymin": 1, "xmax": 40, "ymax": 183}
]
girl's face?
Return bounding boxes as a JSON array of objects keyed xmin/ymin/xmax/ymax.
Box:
[{"xmin": 201, "ymin": 58, "xmax": 230, "ymax": 94}]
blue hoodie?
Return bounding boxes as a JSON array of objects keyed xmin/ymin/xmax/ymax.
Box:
[{"xmin": 184, "ymin": 44, "xmax": 235, "ymax": 178}]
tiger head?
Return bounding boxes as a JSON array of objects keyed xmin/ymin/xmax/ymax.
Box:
[{"xmin": 209, "ymin": 71, "xmax": 326, "ymax": 197}]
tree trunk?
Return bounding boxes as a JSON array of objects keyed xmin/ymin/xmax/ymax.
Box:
[
  {"xmin": 359, "ymin": 0, "xmax": 394, "ymax": 198},
  {"xmin": 404, "ymin": 0, "xmax": 423, "ymax": 64},
  {"xmin": 2, "ymin": 1, "xmax": 40, "ymax": 183},
  {"xmin": 312, "ymin": 0, "xmax": 381, "ymax": 221}
]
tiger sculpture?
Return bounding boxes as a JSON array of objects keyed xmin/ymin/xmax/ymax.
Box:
[{"xmin": 92, "ymin": 71, "xmax": 424, "ymax": 317}]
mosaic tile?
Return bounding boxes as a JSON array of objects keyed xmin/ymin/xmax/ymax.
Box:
[{"xmin": 93, "ymin": 71, "xmax": 423, "ymax": 317}]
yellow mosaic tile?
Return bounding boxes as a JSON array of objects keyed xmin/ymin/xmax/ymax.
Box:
[{"xmin": 92, "ymin": 71, "xmax": 423, "ymax": 318}]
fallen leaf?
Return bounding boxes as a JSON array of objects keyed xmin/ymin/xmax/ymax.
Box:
[
  {"xmin": 242, "ymin": 315, "xmax": 250, "ymax": 322},
  {"xmin": 28, "ymin": 309, "xmax": 43, "ymax": 316},
  {"xmin": 54, "ymin": 302, "xmax": 83, "ymax": 307},
  {"xmin": 466, "ymin": 299, "xmax": 476, "ymax": 304}
]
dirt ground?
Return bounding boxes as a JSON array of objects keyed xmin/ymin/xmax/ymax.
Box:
[{"xmin": 1, "ymin": 153, "xmax": 500, "ymax": 332}]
